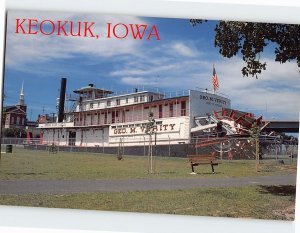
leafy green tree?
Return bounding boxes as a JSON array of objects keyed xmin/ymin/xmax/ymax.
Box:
[
  {"xmin": 145, "ymin": 111, "xmax": 155, "ymax": 135},
  {"xmin": 2, "ymin": 128, "xmax": 27, "ymax": 138},
  {"xmin": 249, "ymin": 122, "xmax": 261, "ymax": 141},
  {"xmin": 190, "ymin": 20, "xmax": 300, "ymax": 78},
  {"xmin": 279, "ymin": 132, "xmax": 298, "ymax": 144}
]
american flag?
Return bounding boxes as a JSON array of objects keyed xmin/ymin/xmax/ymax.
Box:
[{"xmin": 212, "ymin": 66, "xmax": 219, "ymax": 92}]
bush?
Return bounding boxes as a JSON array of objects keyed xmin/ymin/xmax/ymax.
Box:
[{"xmin": 2, "ymin": 128, "xmax": 27, "ymax": 138}]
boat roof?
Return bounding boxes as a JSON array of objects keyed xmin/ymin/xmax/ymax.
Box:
[{"xmin": 73, "ymin": 86, "xmax": 113, "ymax": 94}]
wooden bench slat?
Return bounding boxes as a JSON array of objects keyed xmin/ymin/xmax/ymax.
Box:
[{"xmin": 187, "ymin": 154, "xmax": 219, "ymax": 173}]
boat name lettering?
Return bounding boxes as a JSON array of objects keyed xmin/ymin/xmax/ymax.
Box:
[
  {"xmin": 113, "ymin": 124, "xmax": 176, "ymax": 135},
  {"xmin": 199, "ymin": 95, "xmax": 227, "ymax": 105}
]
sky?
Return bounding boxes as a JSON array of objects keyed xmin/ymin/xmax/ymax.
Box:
[{"xmin": 3, "ymin": 10, "xmax": 300, "ymax": 122}]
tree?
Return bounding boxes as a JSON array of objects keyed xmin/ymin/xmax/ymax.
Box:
[
  {"xmin": 249, "ymin": 122, "xmax": 261, "ymax": 172},
  {"xmin": 2, "ymin": 128, "xmax": 27, "ymax": 138},
  {"xmin": 279, "ymin": 132, "xmax": 298, "ymax": 145},
  {"xmin": 145, "ymin": 110, "xmax": 156, "ymax": 174},
  {"xmin": 190, "ymin": 20, "xmax": 300, "ymax": 78},
  {"xmin": 249, "ymin": 122, "xmax": 261, "ymax": 141}
]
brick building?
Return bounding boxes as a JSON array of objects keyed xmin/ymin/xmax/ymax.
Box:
[{"xmin": 2, "ymin": 83, "xmax": 27, "ymax": 129}]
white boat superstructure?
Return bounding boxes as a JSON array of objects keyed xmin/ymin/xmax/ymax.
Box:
[{"xmin": 39, "ymin": 83, "xmax": 231, "ymax": 148}]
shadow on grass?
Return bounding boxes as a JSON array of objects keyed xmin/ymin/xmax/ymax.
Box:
[
  {"xmin": 258, "ymin": 185, "xmax": 296, "ymax": 198},
  {"xmin": 194, "ymin": 172, "xmax": 222, "ymax": 175}
]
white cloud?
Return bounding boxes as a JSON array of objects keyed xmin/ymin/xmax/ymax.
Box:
[
  {"xmin": 170, "ymin": 42, "xmax": 199, "ymax": 57},
  {"xmin": 211, "ymin": 57, "xmax": 300, "ymax": 119},
  {"xmin": 110, "ymin": 63, "xmax": 179, "ymax": 77},
  {"xmin": 121, "ymin": 76, "xmax": 157, "ymax": 86},
  {"xmin": 5, "ymin": 10, "xmax": 148, "ymax": 72},
  {"xmin": 216, "ymin": 58, "xmax": 300, "ymax": 90},
  {"xmin": 115, "ymin": 53, "xmax": 299, "ymax": 120},
  {"xmin": 5, "ymin": 11, "xmax": 300, "ymax": 120}
]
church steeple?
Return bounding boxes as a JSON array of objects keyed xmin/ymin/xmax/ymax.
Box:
[{"xmin": 18, "ymin": 81, "xmax": 25, "ymax": 106}]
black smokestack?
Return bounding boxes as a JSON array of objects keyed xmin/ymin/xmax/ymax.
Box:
[{"xmin": 58, "ymin": 78, "xmax": 67, "ymax": 123}]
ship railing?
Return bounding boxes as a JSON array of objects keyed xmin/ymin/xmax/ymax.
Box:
[
  {"xmin": 194, "ymin": 87, "xmax": 230, "ymax": 98},
  {"xmin": 38, "ymin": 122, "xmax": 74, "ymax": 128},
  {"xmin": 68, "ymin": 88, "xmax": 190, "ymax": 100},
  {"xmin": 74, "ymin": 110, "xmax": 190, "ymax": 127},
  {"xmin": 67, "ymin": 88, "xmax": 228, "ymax": 102}
]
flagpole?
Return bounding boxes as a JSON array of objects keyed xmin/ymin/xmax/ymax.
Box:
[{"xmin": 212, "ymin": 64, "xmax": 215, "ymax": 94}]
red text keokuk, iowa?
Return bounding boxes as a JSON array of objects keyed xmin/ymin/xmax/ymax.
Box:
[{"xmin": 15, "ymin": 19, "xmax": 161, "ymax": 41}]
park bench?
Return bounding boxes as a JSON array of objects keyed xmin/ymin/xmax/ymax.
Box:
[{"xmin": 187, "ymin": 154, "xmax": 218, "ymax": 173}]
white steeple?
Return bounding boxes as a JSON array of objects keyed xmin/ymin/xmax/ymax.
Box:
[{"xmin": 18, "ymin": 81, "xmax": 25, "ymax": 106}]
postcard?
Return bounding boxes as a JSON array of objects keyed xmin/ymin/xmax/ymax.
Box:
[{"xmin": 1, "ymin": 9, "xmax": 299, "ymax": 224}]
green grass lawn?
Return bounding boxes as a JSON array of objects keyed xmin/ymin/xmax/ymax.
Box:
[
  {"xmin": 0, "ymin": 147, "xmax": 297, "ymax": 220},
  {"xmin": 0, "ymin": 185, "xmax": 295, "ymax": 220},
  {"xmin": 0, "ymin": 147, "xmax": 297, "ymax": 180}
]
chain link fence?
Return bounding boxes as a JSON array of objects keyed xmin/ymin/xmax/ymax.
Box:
[
  {"xmin": 1, "ymin": 137, "xmax": 188, "ymax": 157},
  {"xmin": 1, "ymin": 137, "xmax": 298, "ymax": 164},
  {"xmin": 188, "ymin": 137, "xmax": 298, "ymax": 164}
]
